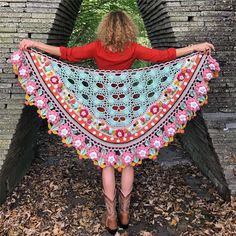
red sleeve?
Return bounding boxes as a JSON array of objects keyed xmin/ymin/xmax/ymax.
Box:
[
  {"xmin": 59, "ymin": 41, "xmax": 97, "ymax": 62},
  {"xmin": 133, "ymin": 43, "xmax": 176, "ymax": 63}
]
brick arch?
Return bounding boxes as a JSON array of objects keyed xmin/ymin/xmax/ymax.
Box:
[{"xmin": 0, "ymin": 0, "xmax": 235, "ymax": 204}]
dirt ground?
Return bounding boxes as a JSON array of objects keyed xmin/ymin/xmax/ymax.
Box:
[{"xmin": 0, "ymin": 121, "xmax": 235, "ymax": 236}]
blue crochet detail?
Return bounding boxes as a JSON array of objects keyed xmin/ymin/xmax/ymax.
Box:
[{"xmin": 51, "ymin": 61, "xmax": 183, "ymax": 127}]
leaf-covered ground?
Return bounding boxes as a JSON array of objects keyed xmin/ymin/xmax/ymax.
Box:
[{"xmin": 0, "ymin": 121, "xmax": 235, "ymax": 236}]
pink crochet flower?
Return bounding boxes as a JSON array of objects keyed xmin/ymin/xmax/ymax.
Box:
[
  {"xmin": 58, "ymin": 124, "xmax": 72, "ymax": 138},
  {"xmin": 72, "ymin": 135, "xmax": 85, "ymax": 149},
  {"xmin": 208, "ymin": 57, "xmax": 220, "ymax": 72},
  {"xmin": 46, "ymin": 110, "xmax": 60, "ymax": 124},
  {"xmin": 50, "ymin": 75, "xmax": 59, "ymax": 84},
  {"xmin": 150, "ymin": 136, "xmax": 164, "ymax": 150},
  {"xmin": 87, "ymin": 146, "xmax": 100, "ymax": 160},
  {"xmin": 166, "ymin": 87, "xmax": 174, "ymax": 93},
  {"xmin": 164, "ymin": 123, "xmax": 176, "ymax": 137},
  {"xmin": 162, "ymin": 103, "xmax": 168, "ymax": 109},
  {"xmin": 10, "ymin": 51, "xmax": 23, "ymax": 65},
  {"xmin": 195, "ymin": 82, "xmax": 209, "ymax": 96},
  {"xmin": 34, "ymin": 95, "xmax": 48, "ymax": 109},
  {"xmin": 25, "ymin": 80, "xmax": 37, "ymax": 95},
  {"xmin": 44, "ymin": 59, "xmax": 50, "ymax": 67},
  {"xmin": 70, "ymin": 98, "xmax": 76, "ymax": 105},
  {"xmin": 177, "ymin": 72, "xmax": 185, "ymax": 81},
  {"xmin": 186, "ymin": 97, "xmax": 200, "ymax": 112},
  {"xmin": 80, "ymin": 108, "xmax": 89, "ymax": 118},
  {"xmin": 115, "ymin": 129, "xmax": 125, "ymax": 138},
  {"xmin": 150, "ymin": 104, "xmax": 159, "ymax": 114},
  {"xmin": 203, "ymin": 69, "xmax": 213, "ymax": 81},
  {"xmin": 18, "ymin": 65, "xmax": 30, "ymax": 79},
  {"xmin": 176, "ymin": 110, "xmax": 188, "ymax": 125},
  {"xmin": 121, "ymin": 151, "xmax": 134, "ymax": 165},
  {"xmin": 136, "ymin": 145, "xmax": 149, "ymax": 160},
  {"xmin": 186, "ymin": 68, "xmax": 191, "ymax": 73},
  {"xmin": 104, "ymin": 151, "xmax": 118, "ymax": 166},
  {"xmin": 56, "ymin": 83, "xmax": 63, "ymax": 93}
]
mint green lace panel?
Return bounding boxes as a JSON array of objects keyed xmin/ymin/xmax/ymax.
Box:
[{"xmin": 51, "ymin": 61, "xmax": 183, "ymax": 127}]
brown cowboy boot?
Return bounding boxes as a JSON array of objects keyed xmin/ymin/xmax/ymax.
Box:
[
  {"xmin": 118, "ymin": 187, "xmax": 132, "ymax": 229},
  {"xmin": 102, "ymin": 189, "xmax": 118, "ymax": 234}
]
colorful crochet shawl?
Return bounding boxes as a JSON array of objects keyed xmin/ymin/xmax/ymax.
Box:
[{"xmin": 10, "ymin": 49, "xmax": 220, "ymax": 171}]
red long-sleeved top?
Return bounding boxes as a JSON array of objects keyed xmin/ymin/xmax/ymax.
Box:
[{"xmin": 59, "ymin": 40, "xmax": 176, "ymax": 70}]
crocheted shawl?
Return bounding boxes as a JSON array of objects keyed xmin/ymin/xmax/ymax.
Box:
[{"xmin": 10, "ymin": 49, "xmax": 220, "ymax": 171}]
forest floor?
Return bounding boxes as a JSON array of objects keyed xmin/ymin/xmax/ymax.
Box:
[{"xmin": 0, "ymin": 121, "xmax": 235, "ymax": 236}]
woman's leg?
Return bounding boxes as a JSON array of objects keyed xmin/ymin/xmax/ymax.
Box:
[
  {"xmin": 120, "ymin": 165, "xmax": 134, "ymax": 195},
  {"xmin": 102, "ymin": 166, "xmax": 118, "ymax": 233},
  {"xmin": 102, "ymin": 166, "xmax": 116, "ymax": 199},
  {"xmin": 118, "ymin": 165, "xmax": 134, "ymax": 228}
]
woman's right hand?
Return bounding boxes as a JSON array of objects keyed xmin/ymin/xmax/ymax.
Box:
[
  {"xmin": 19, "ymin": 39, "xmax": 38, "ymax": 51},
  {"xmin": 19, "ymin": 39, "xmax": 61, "ymax": 57}
]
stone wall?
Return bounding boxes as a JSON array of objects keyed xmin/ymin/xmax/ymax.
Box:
[
  {"xmin": 137, "ymin": 0, "xmax": 236, "ymax": 201},
  {"xmin": 0, "ymin": 0, "xmax": 82, "ymax": 204}
]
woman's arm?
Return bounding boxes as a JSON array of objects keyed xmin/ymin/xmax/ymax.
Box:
[
  {"xmin": 19, "ymin": 39, "xmax": 96, "ymax": 62},
  {"xmin": 134, "ymin": 41, "xmax": 215, "ymax": 62},
  {"xmin": 134, "ymin": 43, "xmax": 177, "ymax": 63},
  {"xmin": 176, "ymin": 42, "xmax": 215, "ymax": 57},
  {"xmin": 19, "ymin": 39, "xmax": 61, "ymax": 57}
]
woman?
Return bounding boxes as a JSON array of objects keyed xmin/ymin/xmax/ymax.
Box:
[{"xmin": 19, "ymin": 10, "xmax": 215, "ymax": 234}]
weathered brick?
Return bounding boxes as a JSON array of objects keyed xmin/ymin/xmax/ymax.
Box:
[
  {"xmin": 9, "ymin": 2, "xmax": 26, "ymax": 8},
  {"xmin": 31, "ymin": 13, "xmax": 56, "ymax": 19},
  {"xmin": 25, "ymin": 8, "xmax": 58, "ymax": 13},
  {"xmin": 0, "ymin": 12, "xmax": 32, "ymax": 18},
  {"xmin": 20, "ymin": 18, "xmax": 54, "ymax": 23},
  {"xmin": 0, "ymin": 38, "xmax": 14, "ymax": 43},
  {"xmin": 0, "ymin": 26, "xmax": 17, "ymax": 33}
]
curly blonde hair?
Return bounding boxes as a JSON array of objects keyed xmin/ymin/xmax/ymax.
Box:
[{"xmin": 96, "ymin": 10, "xmax": 139, "ymax": 52}]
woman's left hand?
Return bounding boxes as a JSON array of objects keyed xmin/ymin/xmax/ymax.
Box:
[{"xmin": 192, "ymin": 42, "xmax": 215, "ymax": 54}]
